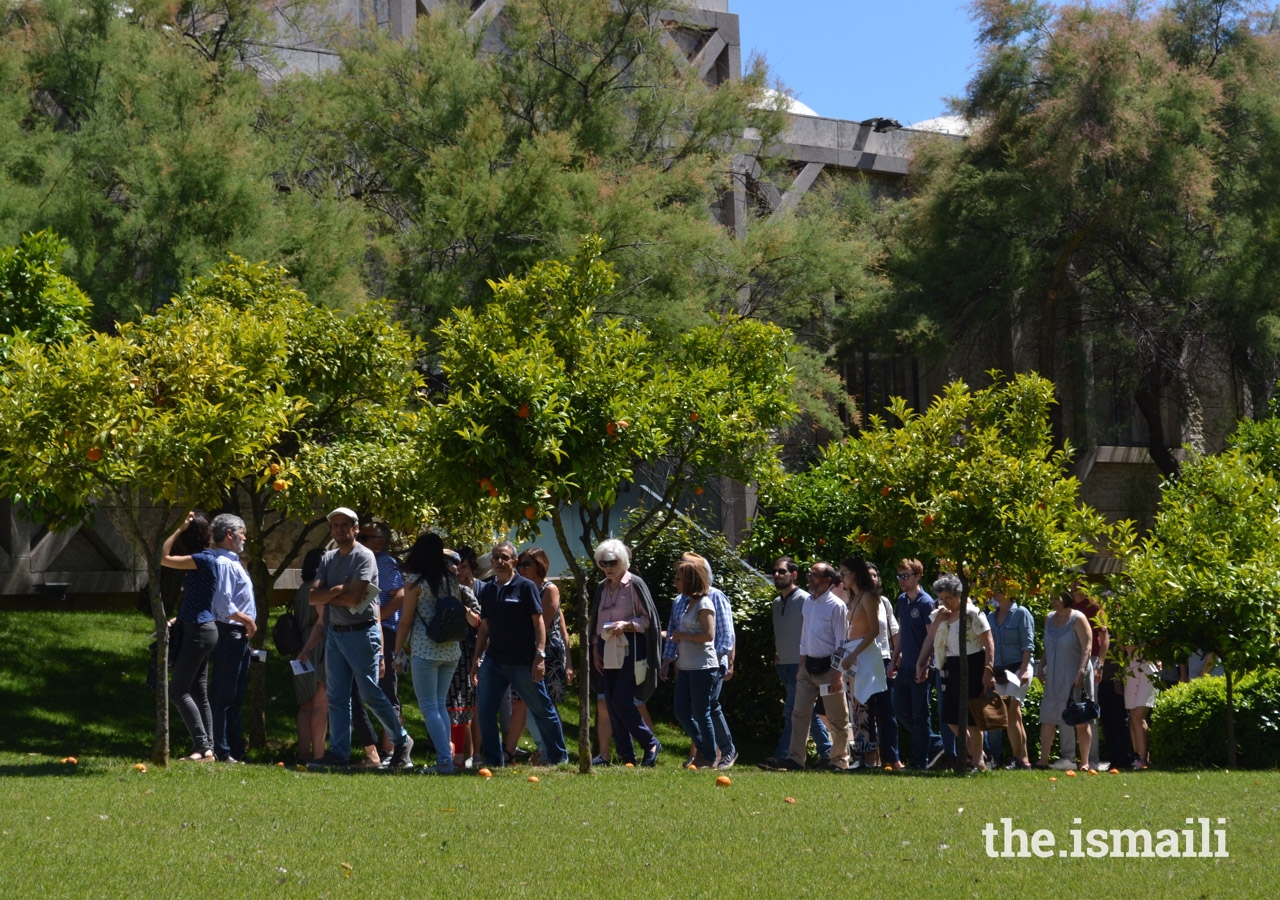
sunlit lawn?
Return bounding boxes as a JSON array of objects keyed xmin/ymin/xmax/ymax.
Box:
[{"xmin": 2, "ymin": 611, "xmax": 1277, "ymax": 897}]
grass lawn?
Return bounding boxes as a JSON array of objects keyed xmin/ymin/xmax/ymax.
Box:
[{"xmin": 2, "ymin": 612, "xmax": 1277, "ymax": 897}]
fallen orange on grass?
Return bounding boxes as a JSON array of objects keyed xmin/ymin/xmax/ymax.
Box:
[
  {"xmin": 276, "ymin": 761, "xmax": 285, "ymax": 767},
  {"xmin": 61, "ymin": 757, "xmax": 77, "ymax": 765},
  {"xmin": 784, "ymin": 797, "xmax": 796, "ymax": 804},
  {"xmin": 528, "ymin": 775, "xmax": 540, "ymax": 783},
  {"xmin": 1048, "ymin": 776, "xmax": 1057, "ymax": 782},
  {"xmin": 715, "ymin": 775, "xmax": 731, "ymax": 786},
  {"xmin": 135, "ymin": 763, "xmax": 147, "ymax": 773},
  {"xmin": 1065, "ymin": 770, "xmax": 1077, "ymax": 777},
  {"xmin": 478, "ymin": 768, "xmax": 492, "ymax": 778},
  {"xmin": 1110, "ymin": 768, "xmax": 1121, "ymax": 775},
  {"xmin": 623, "ymin": 762, "xmax": 635, "ymax": 768}
]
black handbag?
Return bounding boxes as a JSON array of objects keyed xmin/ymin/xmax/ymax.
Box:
[
  {"xmin": 1061, "ymin": 686, "xmax": 1099, "ymax": 726},
  {"xmin": 272, "ymin": 608, "xmax": 304, "ymax": 656}
]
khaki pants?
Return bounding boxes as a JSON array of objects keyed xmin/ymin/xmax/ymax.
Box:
[{"xmin": 788, "ymin": 661, "xmax": 853, "ymax": 767}]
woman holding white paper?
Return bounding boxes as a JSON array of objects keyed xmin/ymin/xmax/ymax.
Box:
[
  {"xmin": 589, "ymin": 539, "xmax": 661, "ymax": 767},
  {"xmin": 985, "ymin": 581, "xmax": 1034, "ymax": 769}
]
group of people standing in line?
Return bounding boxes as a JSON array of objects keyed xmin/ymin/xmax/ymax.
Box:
[
  {"xmin": 160, "ymin": 508, "xmax": 1185, "ymax": 772},
  {"xmin": 759, "ymin": 556, "xmax": 1174, "ymax": 774}
]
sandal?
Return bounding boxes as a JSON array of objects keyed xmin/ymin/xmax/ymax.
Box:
[{"xmin": 183, "ymin": 751, "xmax": 214, "ymax": 762}]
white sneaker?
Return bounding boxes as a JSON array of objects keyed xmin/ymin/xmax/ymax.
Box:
[
  {"xmin": 1096, "ymin": 762, "xmax": 1110, "ymax": 772},
  {"xmin": 1050, "ymin": 758, "xmax": 1076, "ymax": 771}
]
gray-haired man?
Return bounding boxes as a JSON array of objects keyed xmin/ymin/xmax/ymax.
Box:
[{"xmin": 207, "ymin": 513, "xmax": 257, "ymax": 763}]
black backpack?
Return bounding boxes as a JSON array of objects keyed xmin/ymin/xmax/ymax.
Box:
[{"xmin": 426, "ymin": 594, "xmax": 469, "ymax": 643}]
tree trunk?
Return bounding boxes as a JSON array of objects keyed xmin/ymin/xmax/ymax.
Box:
[
  {"xmin": 550, "ymin": 508, "xmax": 592, "ymax": 773},
  {"xmin": 1135, "ymin": 368, "xmax": 1181, "ymax": 480},
  {"xmin": 1225, "ymin": 665, "xmax": 1236, "ymax": 768},
  {"xmin": 247, "ymin": 554, "xmax": 271, "ymax": 751},
  {"xmin": 954, "ymin": 567, "xmax": 969, "ymax": 775},
  {"xmin": 149, "ymin": 559, "xmax": 171, "ymax": 766}
]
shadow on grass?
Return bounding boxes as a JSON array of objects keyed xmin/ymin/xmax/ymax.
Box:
[
  {"xmin": 0, "ymin": 612, "xmax": 158, "ymax": 757},
  {"xmin": 0, "ymin": 761, "xmax": 90, "ymax": 778}
]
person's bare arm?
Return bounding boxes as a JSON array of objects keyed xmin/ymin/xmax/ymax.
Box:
[
  {"xmin": 470, "ymin": 619, "xmax": 490, "ymax": 687},
  {"xmin": 1073, "ymin": 613, "xmax": 1093, "ymax": 688},
  {"xmin": 161, "ymin": 512, "xmax": 199, "ymax": 570},
  {"xmin": 531, "ymin": 613, "xmax": 547, "ymax": 683}
]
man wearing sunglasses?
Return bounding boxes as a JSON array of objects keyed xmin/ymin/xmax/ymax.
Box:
[
  {"xmin": 470, "ymin": 542, "xmax": 568, "ymax": 767},
  {"xmin": 768, "ymin": 557, "xmax": 832, "ymax": 765},
  {"xmin": 760, "ymin": 562, "xmax": 853, "ymax": 771}
]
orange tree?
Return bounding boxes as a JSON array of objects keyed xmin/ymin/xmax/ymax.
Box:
[
  {"xmin": 151, "ymin": 259, "xmax": 432, "ymax": 748},
  {"xmin": 750, "ymin": 372, "xmax": 1111, "ymax": 769},
  {"xmin": 1112, "ymin": 445, "xmax": 1280, "ymax": 766},
  {"xmin": 421, "ymin": 237, "xmax": 798, "ymax": 771},
  {"xmin": 0, "ymin": 267, "xmax": 299, "ymax": 764}
]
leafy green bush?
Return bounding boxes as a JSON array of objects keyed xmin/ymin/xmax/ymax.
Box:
[
  {"xmin": 624, "ymin": 512, "xmax": 778, "ymax": 749},
  {"xmin": 1149, "ymin": 670, "xmax": 1280, "ymax": 768}
]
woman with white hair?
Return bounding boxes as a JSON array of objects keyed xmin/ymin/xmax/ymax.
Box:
[
  {"xmin": 588, "ymin": 539, "xmax": 663, "ymax": 766},
  {"xmin": 916, "ymin": 573, "xmax": 995, "ymax": 771}
]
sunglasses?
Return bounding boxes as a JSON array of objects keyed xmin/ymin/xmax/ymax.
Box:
[
  {"xmin": 896, "ymin": 572, "xmax": 915, "ymax": 581},
  {"xmin": 598, "ymin": 559, "xmax": 620, "ymax": 567},
  {"xmin": 771, "ymin": 569, "xmax": 791, "ymax": 576},
  {"xmin": 516, "ymin": 560, "xmax": 533, "ymax": 568}
]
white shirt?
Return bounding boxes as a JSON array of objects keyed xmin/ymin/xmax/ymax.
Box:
[{"xmin": 798, "ymin": 589, "xmax": 848, "ymax": 658}]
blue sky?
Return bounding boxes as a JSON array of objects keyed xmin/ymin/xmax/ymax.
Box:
[{"xmin": 729, "ymin": 0, "xmax": 983, "ymax": 125}]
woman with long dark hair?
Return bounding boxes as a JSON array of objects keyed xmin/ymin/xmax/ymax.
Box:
[
  {"xmin": 160, "ymin": 511, "xmax": 220, "ymax": 761},
  {"xmin": 394, "ymin": 533, "xmax": 478, "ymax": 774},
  {"xmin": 838, "ymin": 556, "xmax": 888, "ymax": 768}
]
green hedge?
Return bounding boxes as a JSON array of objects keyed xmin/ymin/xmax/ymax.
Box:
[{"xmin": 1149, "ymin": 670, "xmax": 1280, "ymax": 768}]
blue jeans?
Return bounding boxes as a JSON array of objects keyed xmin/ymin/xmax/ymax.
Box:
[
  {"xmin": 892, "ymin": 674, "xmax": 943, "ymax": 768},
  {"xmin": 209, "ymin": 623, "xmax": 251, "ymax": 760},
  {"xmin": 709, "ymin": 662, "xmax": 736, "ymax": 758},
  {"xmin": 325, "ymin": 624, "xmax": 408, "ymax": 759},
  {"xmin": 477, "ymin": 657, "xmax": 567, "ymax": 767},
  {"xmin": 774, "ymin": 663, "xmax": 832, "ymax": 759},
  {"xmin": 674, "ymin": 667, "xmax": 719, "ymax": 760},
  {"xmin": 410, "ymin": 656, "xmax": 458, "ymax": 771}
]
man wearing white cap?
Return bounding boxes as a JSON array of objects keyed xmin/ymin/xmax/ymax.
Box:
[{"xmin": 306, "ymin": 508, "xmax": 414, "ymax": 770}]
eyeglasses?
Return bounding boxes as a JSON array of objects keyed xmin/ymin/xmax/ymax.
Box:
[{"xmin": 896, "ymin": 572, "xmax": 915, "ymax": 581}]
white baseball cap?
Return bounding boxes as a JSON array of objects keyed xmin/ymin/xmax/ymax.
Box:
[{"xmin": 326, "ymin": 507, "xmax": 359, "ymax": 525}]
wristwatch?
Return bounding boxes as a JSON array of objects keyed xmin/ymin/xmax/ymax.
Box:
[{"xmin": 535, "ymin": 649, "xmax": 546, "ymax": 659}]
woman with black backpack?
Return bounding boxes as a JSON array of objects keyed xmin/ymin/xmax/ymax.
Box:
[{"xmin": 393, "ymin": 533, "xmax": 479, "ymax": 775}]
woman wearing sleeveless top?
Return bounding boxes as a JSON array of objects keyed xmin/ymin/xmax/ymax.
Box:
[
  {"xmin": 1034, "ymin": 592, "xmax": 1094, "ymax": 771},
  {"xmin": 838, "ymin": 556, "xmax": 886, "ymax": 768},
  {"xmin": 394, "ymin": 533, "xmax": 478, "ymax": 775}
]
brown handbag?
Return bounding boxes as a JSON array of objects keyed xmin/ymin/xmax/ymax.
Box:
[{"xmin": 968, "ymin": 690, "xmax": 1009, "ymax": 730}]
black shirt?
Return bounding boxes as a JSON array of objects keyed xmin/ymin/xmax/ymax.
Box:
[{"xmin": 479, "ymin": 573, "xmax": 543, "ymax": 665}]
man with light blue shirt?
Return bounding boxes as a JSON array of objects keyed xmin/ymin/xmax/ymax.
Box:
[{"xmin": 206, "ymin": 514, "xmax": 258, "ymax": 764}]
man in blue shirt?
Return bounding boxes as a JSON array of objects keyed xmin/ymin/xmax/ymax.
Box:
[
  {"xmin": 470, "ymin": 542, "xmax": 568, "ymax": 767},
  {"xmin": 206, "ymin": 514, "xmax": 258, "ymax": 763},
  {"xmin": 888, "ymin": 558, "xmax": 945, "ymax": 769}
]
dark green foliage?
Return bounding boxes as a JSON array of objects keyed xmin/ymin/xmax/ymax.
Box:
[{"xmin": 1149, "ymin": 670, "xmax": 1280, "ymax": 768}]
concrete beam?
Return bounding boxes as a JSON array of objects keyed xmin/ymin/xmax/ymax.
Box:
[{"xmin": 770, "ymin": 161, "xmax": 824, "ymax": 219}]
